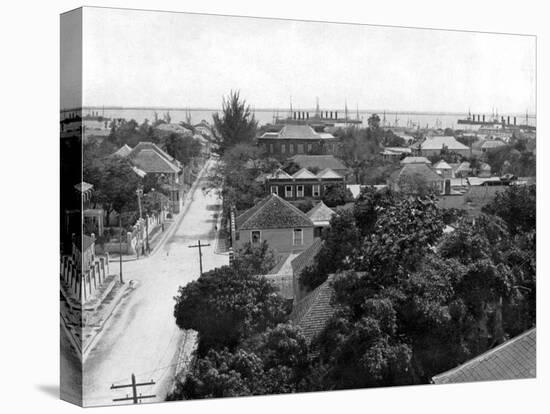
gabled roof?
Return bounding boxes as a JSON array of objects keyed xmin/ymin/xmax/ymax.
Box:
[
  {"xmin": 433, "ymin": 160, "xmax": 452, "ymax": 170},
  {"xmin": 391, "ymin": 163, "xmax": 445, "ymax": 184},
  {"xmin": 112, "ymin": 144, "xmax": 132, "ymax": 158},
  {"xmin": 421, "ymin": 136, "xmax": 469, "ymax": 151},
  {"xmin": 292, "ymin": 168, "xmax": 318, "ymax": 180},
  {"xmin": 236, "ymin": 194, "xmax": 314, "ymax": 230},
  {"xmin": 131, "ymin": 149, "xmax": 180, "ymax": 174},
  {"xmin": 290, "ymin": 274, "xmax": 337, "ymax": 343},
  {"xmin": 432, "ymin": 328, "xmax": 536, "ymax": 384},
  {"xmin": 400, "ymin": 156, "xmax": 432, "ymax": 165},
  {"xmin": 291, "ymin": 155, "xmax": 348, "ymax": 171},
  {"xmin": 265, "ymin": 168, "xmax": 293, "ymax": 180},
  {"xmin": 291, "ymin": 238, "xmax": 323, "ymax": 277},
  {"xmin": 317, "ymin": 168, "xmax": 343, "ymax": 179},
  {"xmin": 306, "ymin": 201, "xmax": 335, "ymax": 226},
  {"xmin": 128, "ymin": 141, "xmax": 180, "ymax": 166}
]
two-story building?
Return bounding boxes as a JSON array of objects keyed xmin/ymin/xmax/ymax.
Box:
[
  {"xmin": 114, "ymin": 141, "xmax": 184, "ymax": 213},
  {"xmin": 232, "ymin": 194, "xmax": 315, "ymax": 254},
  {"xmin": 257, "ymin": 125, "xmax": 339, "ymax": 158},
  {"xmin": 264, "ymin": 167, "xmax": 345, "ymax": 201}
]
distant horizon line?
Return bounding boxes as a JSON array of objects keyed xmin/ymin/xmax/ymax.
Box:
[{"xmin": 60, "ymin": 105, "xmax": 536, "ymax": 117}]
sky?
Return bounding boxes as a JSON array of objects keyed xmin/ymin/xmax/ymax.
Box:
[{"xmin": 67, "ymin": 7, "xmax": 536, "ymax": 113}]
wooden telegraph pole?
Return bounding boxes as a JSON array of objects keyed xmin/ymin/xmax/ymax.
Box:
[
  {"xmin": 188, "ymin": 240, "xmax": 210, "ymax": 276},
  {"xmin": 111, "ymin": 374, "xmax": 155, "ymax": 404}
]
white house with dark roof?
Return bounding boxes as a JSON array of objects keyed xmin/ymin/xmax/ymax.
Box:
[{"xmin": 233, "ymin": 194, "xmax": 314, "ymax": 254}]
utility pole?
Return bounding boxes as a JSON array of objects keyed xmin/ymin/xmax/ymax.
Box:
[
  {"xmin": 188, "ymin": 240, "xmax": 210, "ymax": 277},
  {"xmin": 111, "ymin": 373, "xmax": 155, "ymax": 404},
  {"xmin": 118, "ymin": 216, "xmax": 123, "ymax": 283},
  {"xmin": 136, "ymin": 186, "xmax": 145, "ymax": 256}
]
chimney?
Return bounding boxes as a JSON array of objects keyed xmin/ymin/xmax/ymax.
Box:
[
  {"xmin": 444, "ymin": 179, "xmax": 451, "ymax": 195},
  {"xmin": 307, "ymin": 112, "xmax": 309, "ymax": 119},
  {"xmin": 507, "ymin": 116, "xmax": 510, "ymax": 125},
  {"xmin": 514, "ymin": 116, "xmax": 517, "ymax": 125},
  {"xmin": 335, "ymin": 111, "xmax": 338, "ymax": 119},
  {"xmin": 330, "ymin": 111, "xmax": 333, "ymax": 119}
]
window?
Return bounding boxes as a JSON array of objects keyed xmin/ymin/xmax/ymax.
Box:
[
  {"xmin": 293, "ymin": 228, "xmax": 303, "ymax": 246},
  {"xmin": 312, "ymin": 184, "xmax": 320, "ymax": 197},
  {"xmin": 269, "ymin": 143, "xmax": 274, "ymax": 154},
  {"xmin": 289, "ymin": 143, "xmax": 295, "ymax": 154},
  {"xmin": 270, "ymin": 185, "xmax": 278, "ymax": 195},
  {"xmin": 297, "ymin": 144, "xmax": 304, "ymax": 154},
  {"xmin": 281, "ymin": 143, "xmax": 286, "ymax": 154},
  {"xmin": 251, "ymin": 230, "xmax": 261, "ymax": 245},
  {"xmin": 307, "ymin": 143, "xmax": 313, "ymax": 153},
  {"xmin": 296, "ymin": 185, "xmax": 304, "ymax": 198},
  {"xmin": 285, "ymin": 185, "xmax": 293, "ymax": 198}
]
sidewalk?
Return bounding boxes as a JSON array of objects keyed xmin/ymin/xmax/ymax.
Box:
[{"xmin": 60, "ymin": 276, "xmax": 136, "ymax": 362}]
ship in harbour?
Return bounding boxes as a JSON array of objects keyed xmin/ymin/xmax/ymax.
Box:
[{"xmin": 457, "ymin": 109, "xmax": 535, "ymax": 132}]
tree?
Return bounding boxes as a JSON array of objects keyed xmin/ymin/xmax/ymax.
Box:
[
  {"xmin": 300, "ymin": 210, "xmax": 360, "ymax": 291},
  {"xmin": 322, "ymin": 184, "xmax": 354, "ymax": 207},
  {"xmin": 163, "ymin": 132, "xmax": 202, "ymax": 164},
  {"xmin": 83, "ymin": 156, "xmax": 142, "ymax": 224},
  {"xmin": 232, "ymin": 241, "xmax": 277, "ymax": 275},
  {"xmin": 367, "ymin": 114, "xmax": 381, "ymax": 129},
  {"xmin": 208, "ymin": 143, "xmax": 267, "ymax": 210},
  {"xmin": 212, "ymin": 90, "xmax": 258, "ymax": 154},
  {"xmin": 482, "ymin": 184, "xmax": 536, "ymax": 236},
  {"xmin": 168, "ymin": 324, "xmax": 312, "ymax": 400},
  {"xmin": 353, "ymin": 186, "xmax": 398, "ymax": 236},
  {"xmin": 173, "ymin": 265, "xmax": 289, "ymax": 355}
]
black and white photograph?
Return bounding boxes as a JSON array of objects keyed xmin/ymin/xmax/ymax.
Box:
[
  {"xmin": 58, "ymin": 5, "xmax": 539, "ymax": 407},
  {"xmin": 2, "ymin": 1, "xmax": 547, "ymax": 413}
]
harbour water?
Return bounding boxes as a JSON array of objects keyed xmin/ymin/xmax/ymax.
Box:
[{"xmin": 62, "ymin": 107, "xmax": 537, "ymax": 129}]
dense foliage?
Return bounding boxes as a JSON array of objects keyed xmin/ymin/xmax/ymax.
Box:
[
  {"xmin": 173, "ymin": 264, "xmax": 289, "ymax": 356},
  {"xmin": 212, "ymin": 90, "xmax": 258, "ymax": 155}
]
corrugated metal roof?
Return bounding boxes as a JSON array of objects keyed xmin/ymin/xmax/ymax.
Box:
[
  {"xmin": 432, "ymin": 328, "xmax": 536, "ymax": 384},
  {"xmin": 290, "ymin": 274, "xmax": 337, "ymax": 343}
]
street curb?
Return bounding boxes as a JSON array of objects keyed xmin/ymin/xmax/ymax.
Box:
[{"xmin": 81, "ymin": 280, "xmax": 136, "ymax": 363}]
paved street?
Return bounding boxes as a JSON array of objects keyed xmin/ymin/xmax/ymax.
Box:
[{"xmin": 80, "ymin": 160, "xmax": 228, "ymax": 406}]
